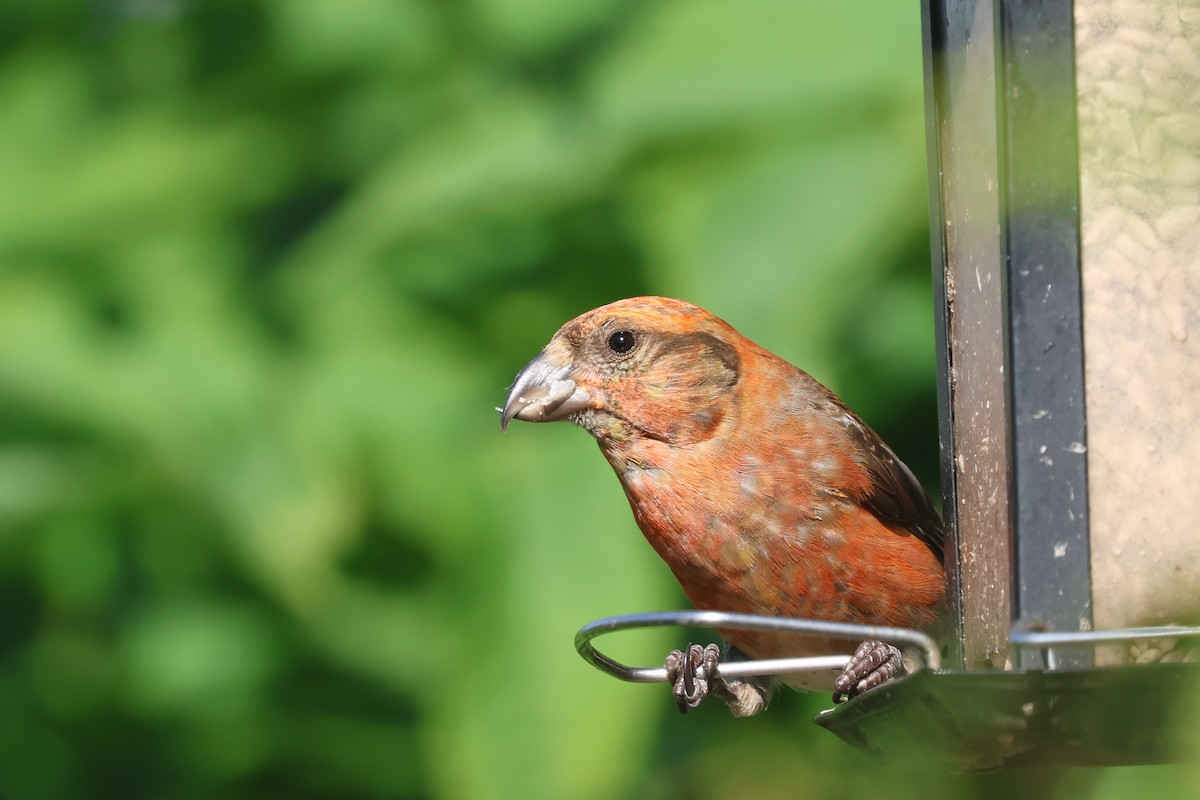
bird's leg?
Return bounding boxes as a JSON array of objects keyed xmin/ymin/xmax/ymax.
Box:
[
  {"xmin": 832, "ymin": 640, "xmax": 905, "ymax": 703},
  {"xmin": 663, "ymin": 644, "xmax": 773, "ymax": 717}
]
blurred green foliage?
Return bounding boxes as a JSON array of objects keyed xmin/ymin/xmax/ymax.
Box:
[{"xmin": 1, "ymin": 2, "xmax": 1197, "ymax": 799}]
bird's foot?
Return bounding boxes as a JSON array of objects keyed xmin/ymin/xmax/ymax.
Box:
[
  {"xmin": 664, "ymin": 644, "xmax": 772, "ymax": 717},
  {"xmin": 832, "ymin": 641, "xmax": 904, "ymax": 704},
  {"xmin": 664, "ymin": 643, "xmax": 721, "ymax": 713}
]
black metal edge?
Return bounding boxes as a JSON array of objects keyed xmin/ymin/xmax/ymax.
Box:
[
  {"xmin": 994, "ymin": 0, "xmax": 1092, "ymax": 668},
  {"xmin": 920, "ymin": 0, "xmax": 964, "ymax": 671}
]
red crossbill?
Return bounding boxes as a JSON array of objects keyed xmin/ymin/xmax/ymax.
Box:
[{"xmin": 502, "ymin": 297, "xmax": 944, "ymax": 715}]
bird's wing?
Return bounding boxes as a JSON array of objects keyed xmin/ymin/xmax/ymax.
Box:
[{"xmin": 836, "ymin": 411, "xmax": 945, "ymax": 563}]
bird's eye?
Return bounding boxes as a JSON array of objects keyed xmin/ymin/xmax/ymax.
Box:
[{"xmin": 607, "ymin": 330, "xmax": 636, "ymax": 354}]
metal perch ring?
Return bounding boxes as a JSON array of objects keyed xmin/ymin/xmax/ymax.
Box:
[{"xmin": 574, "ymin": 610, "xmax": 942, "ymax": 684}]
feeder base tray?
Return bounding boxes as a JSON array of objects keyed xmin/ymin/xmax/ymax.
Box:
[{"xmin": 815, "ymin": 663, "xmax": 1199, "ymax": 771}]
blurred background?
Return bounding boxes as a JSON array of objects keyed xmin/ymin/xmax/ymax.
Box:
[{"xmin": 2, "ymin": 1, "xmax": 1198, "ymax": 798}]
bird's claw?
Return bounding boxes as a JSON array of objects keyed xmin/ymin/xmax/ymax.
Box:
[
  {"xmin": 664, "ymin": 643, "xmax": 721, "ymax": 713},
  {"xmin": 832, "ymin": 640, "xmax": 905, "ymax": 703}
]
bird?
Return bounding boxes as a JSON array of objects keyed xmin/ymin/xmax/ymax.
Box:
[{"xmin": 500, "ymin": 296, "xmax": 944, "ymax": 716}]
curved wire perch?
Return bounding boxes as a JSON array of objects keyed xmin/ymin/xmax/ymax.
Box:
[
  {"xmin": 1010, "ymin": 623, "xmax": 1200, "ymax": 669},
  {"xmin": 575, "ymin": 610, "xmax": 941, "ymax": 684},
  {"xmin": 1009, "ymin": 624, "xmax": 1200, "ymax": 649}
]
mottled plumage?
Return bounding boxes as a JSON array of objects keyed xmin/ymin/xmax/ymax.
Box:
[{"xmin": 502, "ymin": 297, "xmax": 944, "ymax": 711}]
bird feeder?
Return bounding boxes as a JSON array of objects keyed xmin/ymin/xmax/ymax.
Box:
[
  {"xmin": 575, "ymin": 0, "xmax": 1200, "ymax": 770},
  {"xmin": 821, "ymin": 0, "xmax": 1200, "ymax": 767}
]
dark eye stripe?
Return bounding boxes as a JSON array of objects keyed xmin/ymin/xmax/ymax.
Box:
[{"xmin": 656, "ymin": 332, "xmax": 740, "ymax": 381}]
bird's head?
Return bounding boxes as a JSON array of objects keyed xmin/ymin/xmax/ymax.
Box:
[{"xmin": 501, "ymin": 297, "xmax": 745, "ymax": 446}]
